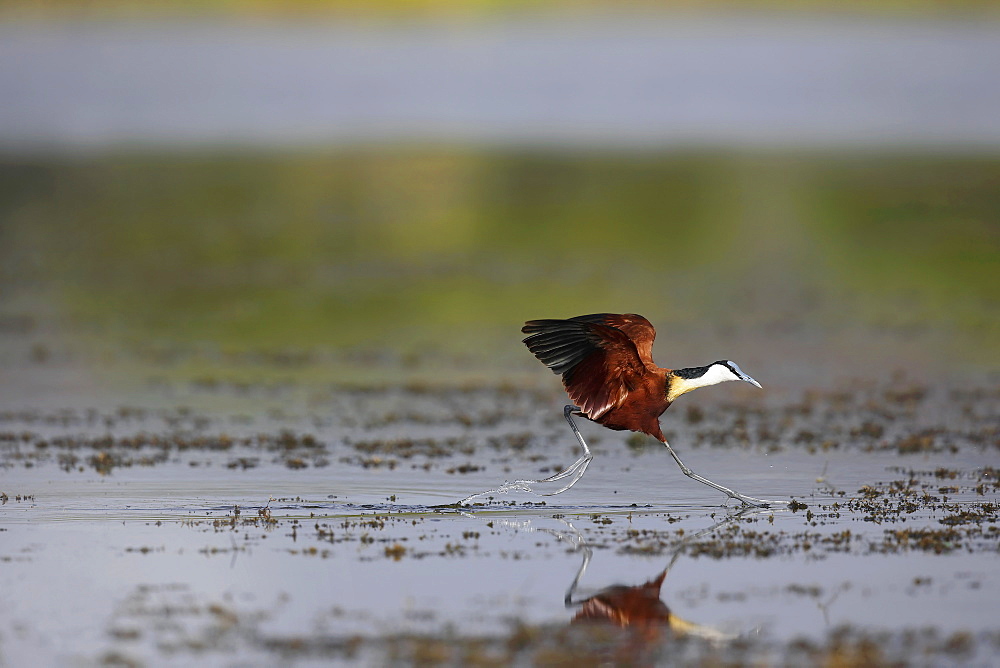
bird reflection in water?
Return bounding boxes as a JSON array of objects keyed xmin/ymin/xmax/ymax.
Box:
[
  {"xmin": 460, "ymin": 506, "xmax": 766, "ymax": 659},
  {"xmin": 571, "ymin": 568, "xmax": 690, "ymax": 640},
  {"xmin": 524, "ymin": 508, "xmax": 765, "ymax": 661}
]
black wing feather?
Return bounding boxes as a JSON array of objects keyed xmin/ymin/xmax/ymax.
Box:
[{"xmin": 521, "ymin": 319, "xmax": 599, "ymax": 377}]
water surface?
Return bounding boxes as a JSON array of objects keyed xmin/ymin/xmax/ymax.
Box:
[
  {"xmin": 2, "ymin": 361, "xmax": 997, "ymax": 665},
  {"xmin": 2, "ymin": 17, "xmax": 1000, "ymax": 151}
]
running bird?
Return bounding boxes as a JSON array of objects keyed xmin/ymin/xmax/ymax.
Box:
[{"xmin": 515, "ymin": 313, "xmax": 776, "ymax": 507}]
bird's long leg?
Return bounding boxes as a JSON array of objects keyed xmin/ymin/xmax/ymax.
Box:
[
  {"xmin": 660, "ymin": 439, "xmax": 785, "ymax": 508},
  {"xmin": 458, "ymin": 405, "xmax": 593, "ymax": 505}
]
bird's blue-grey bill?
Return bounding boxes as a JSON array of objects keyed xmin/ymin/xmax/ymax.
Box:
[{"xmin": 728, "ymin": 361, "xmax": 762, "ymax": 388}]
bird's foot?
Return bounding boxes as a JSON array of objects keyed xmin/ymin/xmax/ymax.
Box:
[
  {"xmin": 456, "ymin": 480, "xmax": 535, "ymax": 505},
  {"xmin": 729, "ymin": 493, "xmax": 787, "ymax": 509},
  {"xmin": 457, "ymin": 454, "xmax": 593, "ymax": 505}
]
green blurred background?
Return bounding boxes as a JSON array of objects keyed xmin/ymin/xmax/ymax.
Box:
[
  {"xmin": 1, "ymin": 2, "xmax": 998, "ymax": 388},
  {"xmin": 3, "ymin": 151, "xmax": 997, "ymax": 374}
]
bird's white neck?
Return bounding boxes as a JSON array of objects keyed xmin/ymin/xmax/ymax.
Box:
[
  {"xmin": 691, "ymin": 364, "xmax": 740, "ymax": 388},
  {"xmin": 668, "ymin": 363, "xmax": 740, "ymax": 401}
]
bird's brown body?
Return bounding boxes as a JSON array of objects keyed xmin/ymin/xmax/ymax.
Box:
[
  {"xmin": 522, "ymin": 313, "xmax": 683, "ymax": 442},
  {"xmin": 593, "ymin": 377, "xmax": 671, "ymax": 440}
]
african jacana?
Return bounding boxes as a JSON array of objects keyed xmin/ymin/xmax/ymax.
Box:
[{"xmin": 478, "ymin": 313, "xmax": 777, "ymax": 507}]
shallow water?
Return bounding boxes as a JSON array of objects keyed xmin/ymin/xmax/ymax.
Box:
[
  {"xmin": 2, "ymin": 17, "xmax": 1000, "ymax": 150},
  {"xmin": 2, "ymin": 364, "xmax": 997, "ymax": 666}
]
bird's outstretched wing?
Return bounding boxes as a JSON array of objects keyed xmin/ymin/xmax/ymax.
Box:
[
  {"xmin": 522, "ymin": 314, "xmax": 654, "ymax": 420},
  {"xmin": 565, "ymin": 313, "xmax": 657, "ymax": 367}
]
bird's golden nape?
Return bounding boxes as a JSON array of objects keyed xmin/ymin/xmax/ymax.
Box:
[{"xmin": 459, "ymin": 314, "xmax": 782, "ymax": 507}]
